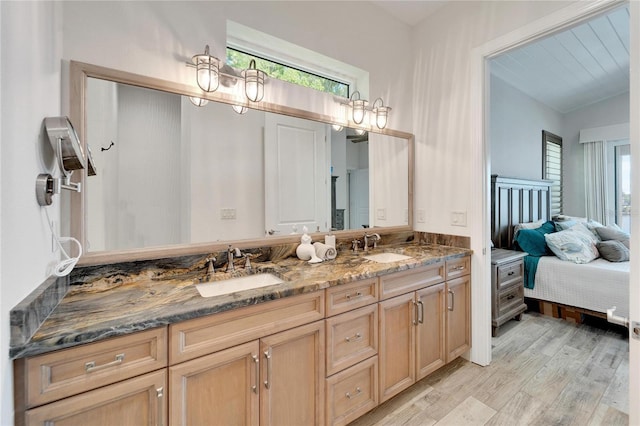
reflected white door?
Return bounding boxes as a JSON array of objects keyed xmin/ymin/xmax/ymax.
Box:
[
  {"xmin": 264, "ymin": 114, "xmax": 328, "ymax": 235},
  {"xmin": 349, "ymin": 168, "xmax": 369, "ymax": 229}
]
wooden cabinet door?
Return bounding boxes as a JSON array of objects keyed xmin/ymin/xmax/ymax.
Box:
[
  {"xmin": 416, "ymin": 283, "xmax": 446, "ymax": 380},
  {"xmin": 169, "ymin": 341, "xmax": 259, "ymax": 426},
  {"xmin": 25, "ymin": 370, "xmax": 166, "ymax": 426},
  {"xmin": 446, "ymin": 276, "xmax": 471, "ymax": 362},
  {"xmin": 378, "ymin": 292, "xmax": 415, "ymax": 403},
  {"xmin": 260, "ymin": 320, "xmax": 325, "ymax": 426}
]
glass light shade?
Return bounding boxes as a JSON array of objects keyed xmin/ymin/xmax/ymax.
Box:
[
  {"xmin": 189, "ymin": 97, "xmax": 208, "ymax": 107},
  {"xmin": 372, "ymin": 98, "xmax": 391, "ymax": 129},
  {"xmin": 232, "ymin": 104, "xmax": 248, "ymax": 114},
  {"xmin": 355, "ymin": 128, "xmax": 366, "ymax": 135},
  {"xmin": 349, "ymin": 91, "xmax": 368, "ymax": 125},
  {"xmin": 245, "ymin": 59, "xmax": 265, "ymax": 102},
  {"xmin": 374, "ymin": 106, "xmax": 390, "ymax": 129},
  {"xmin": 191, "ymin": 45, "xmax": 220, "ymax": 93},
  {"xmin": 332, "ymin": 124, "xmax": 344, "ymax": 131}
]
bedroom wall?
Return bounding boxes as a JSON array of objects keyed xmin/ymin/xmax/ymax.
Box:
[
  {"xmin": 562, "ymin": 91, "xmax": 630, "ymax": 217},
  {"xmin": 490, "ymin": 74, "xmax": 564, "ymax": 180}
]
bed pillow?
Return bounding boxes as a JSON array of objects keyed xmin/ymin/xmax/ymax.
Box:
[
  {"xmin": 514, "ymin": 221, "xmax": 555, "ymax": 256},
  {"xmin": 584, "ymin": 220, "xmax": 604, "ymax": 240},
  {"xmin": 596, "ymin": 240, "xmax": 630, "ymax": 262},
  {"xmin": 571, "ymin": 222, "xmax": 599, "ymax": 244},
  {"xmin": 513, "ymin": 220, "xmax": 545, "ymax": 240},
  {"xmin": 544, "ymin": 228, "xmax": 599, "ymax": 264},
  {"xmin": 595, "ymin": 225, "xmax": 630, "ymax": 248},
  {"xmin": 554, "ymin": 220, "xmax": 577, "ymax": 231}
]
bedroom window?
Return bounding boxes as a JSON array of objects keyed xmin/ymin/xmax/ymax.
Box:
[
  {"xmin": 542, "ymin": 130, "xmax": 563, "ymax": 216},
  {"xmin": 615, "ymin": 144, "xmax": 631, "ymax": 232}
]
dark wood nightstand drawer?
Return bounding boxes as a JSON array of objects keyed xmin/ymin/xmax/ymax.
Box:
[
  {"xmin": 497, "ymin": 261, "xmax": 523, "ymax": 290},
  {"xmin": 498, "ymin": 285, "xmax": 524, "ymax": 317}
]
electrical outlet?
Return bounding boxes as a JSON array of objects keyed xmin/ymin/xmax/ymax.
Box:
[
  {"xmin": 417, "ymin": 209, "xmax": 426, "ymax": 223},
  {"xmin": 451, "ymin": 211, "xmax": 467, "ymax": 227},
  {"xmin": 377, "ymin": 208, "xmax": 386, "ymax": 220},
  {"xmin": 220, "ymin": 208, "xmax": 236, "ymax": 220}
]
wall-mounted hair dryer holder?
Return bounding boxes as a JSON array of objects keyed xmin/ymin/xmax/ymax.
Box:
[{"xmin": 36, "ymin": 117, "xmax": 89, "ymax": 206}]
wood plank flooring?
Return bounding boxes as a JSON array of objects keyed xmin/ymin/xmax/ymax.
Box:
[{"xmin": 349, "ymin": 312, "xmax": 629, "ymax": 426}]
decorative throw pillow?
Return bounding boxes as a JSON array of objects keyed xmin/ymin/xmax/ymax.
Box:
[
  {"xmin": 595, "ymin": 226, "xmax": 630, "ymax": 249},
  {"xmin": 544, "ymin": 228, "xmax": 599, "ymax": 264},
  {"xmin": 584, "ymin": 220, "xmax": 604, "ymax": 240},
  {"xmin": 571, "ymin": 222, "xmax": 599, "ymax": 244},
  {"xmin": 514, "ymin": 221, "xmax": 555, "ymax": 256},
  {"xmin": 597, "ymin": 240, "xmax": 630, "ymax": 262},
  {"xmin": 554, "ymin": 220, "xmax": 577, "ymax": 231},
  {"xmin": 513, "ymin": 220, "xmax": 545, "ymax": 240}
]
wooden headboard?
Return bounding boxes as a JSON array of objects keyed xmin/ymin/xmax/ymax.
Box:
[{"xmin": 491, "ymin": 175, "xmax": 553, "ymax": 249}]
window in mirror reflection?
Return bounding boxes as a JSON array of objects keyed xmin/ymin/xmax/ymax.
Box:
[{"xmin": 226, "ymin": 47, "xmax": 350, "ymax": 97}]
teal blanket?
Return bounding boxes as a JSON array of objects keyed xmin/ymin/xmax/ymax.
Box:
[{"xmin": 523, "ymin": 255, "xmax": 541, "ymax": 289}]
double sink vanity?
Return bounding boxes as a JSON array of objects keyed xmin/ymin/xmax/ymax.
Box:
[{"xmin": 12, "ymin": 239, "xmax": 471, "ymax": 426}]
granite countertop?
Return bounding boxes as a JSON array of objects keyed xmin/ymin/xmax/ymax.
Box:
[{"xmin": 10, "ymin": 243, "xmax": 471, "ymax": 359}]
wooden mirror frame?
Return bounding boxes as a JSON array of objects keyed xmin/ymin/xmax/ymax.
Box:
[{"xmin": 69, "ymin": 60, "xmax": 414, "ymax": 266}]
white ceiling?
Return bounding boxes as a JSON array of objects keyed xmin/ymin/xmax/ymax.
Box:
[
  {"xmin": 491, "ymin": 5, "xmax": 630, "ymax": 113},
  {"xmin": 370, "ymin": 1, "xmax": 447, "ymax": 27}
]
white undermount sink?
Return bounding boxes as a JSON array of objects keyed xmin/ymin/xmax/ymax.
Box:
[
  {"xmin": 195, "ymin": 273, "xmax": 284, "ymax": 298},
  {"xmin": 363, "ymin": 252, "xmax": 413, "ymax": 263}
]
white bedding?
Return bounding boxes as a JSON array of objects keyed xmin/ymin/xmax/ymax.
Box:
[{"xmin": 524, "ymin": 256, "xmax": 629, "ymax": 319}]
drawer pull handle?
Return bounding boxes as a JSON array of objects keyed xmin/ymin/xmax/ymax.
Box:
[
  {"xmin": 264, "ymin": 348, "xmax": 272, "ymax": 389},
  {"xmin": 507, "ymin": 271, "xmax": 515, "ymax": 276},
  {"xmin": 346, "ymin": 387, "xmax": 362, "ymax": 399},
  {"xmin": 252, "ymin": 354, "xmax": 259, "ymax": 394},
  {"xmin": 450, "ymin": 265, "xmax": 465, "ymax": 272},
  {"xmin": 345, "ymin": 332, "xmax": 362, "ymax": 342},
  {"xmin": 346, "ymin": 291, "xmax": 363, "ymax": 300},
  {"xmin": 506, "ymin": 294, "xmax": 515, "ymax": 300},
  {"xmin": 417, "ymin": 300, "xmax": 424, "ymax": 324},
  {"xmin": 85, "ymin": 353, "xmax": 125, "ymax": 372},
  {"xmin": 156, "ymin": 386, "xmax": 164, "ymax": 426}
]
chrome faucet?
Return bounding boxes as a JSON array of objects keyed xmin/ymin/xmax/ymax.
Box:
[
  {"xmin": 205, "ymin": 257, "xmax": 216, "ymax": 278},
  {"xmin": 363, "ymin": 233, "xmax": 381, "ymax": 252}
]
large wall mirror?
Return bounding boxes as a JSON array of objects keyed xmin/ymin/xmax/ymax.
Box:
[{"xmin": 69, "ymin": 61, "xmax": 413, "ymax": 264}]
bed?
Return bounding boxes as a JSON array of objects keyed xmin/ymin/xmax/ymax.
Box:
[{"xmin": 491, "ymin": 175, "xmax": 630, "ymax": 322}]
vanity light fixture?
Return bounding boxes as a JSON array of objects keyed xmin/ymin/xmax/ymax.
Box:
[
  {"xmin": 232, "ymin": 104, "xmax": 248, "ymax": 114},
  {"xmin": 332, "ymin": 124, "xmax": 344, "ymax": 131},
  {"xmin": 372, "ymin": 97, "xmax": 391, "ymax": 129},
  {"xmin": 355, "ymin": 128, "xmax": 366, "ymax": 136},
  {"xmin": 244, "ymin": 59, "xmax": 265, "ymax": 102},
  {"xmin": 349, "ymin": 91, "xmax": 368, "ymax": 124},
  {"xmin": 189, "ymin": 97, "xmax": 209, "ymax": 107},
  {"xmin": 187, "ymin": 45, "xmax": 220, "ymax": 93}
]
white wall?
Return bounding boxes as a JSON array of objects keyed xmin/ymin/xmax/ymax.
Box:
[
  {"xmin": 490, "ymin": 74, "xmax": 564, "ymax": 180},
  {"xmin": 412, "ymin": 0, "xmax": 571, "ymax": 236},
  {"xmin": 1, "ymin": 1, "xmax": 63, "ymax": 422},
  {"xmin": 562, "ymin": 91, "xmax": 630, "ymax": 217}
]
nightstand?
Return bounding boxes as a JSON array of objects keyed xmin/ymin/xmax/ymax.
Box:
[{"xmin": 491, "ymin": 249, "xmax": 528, "ymax": 337}]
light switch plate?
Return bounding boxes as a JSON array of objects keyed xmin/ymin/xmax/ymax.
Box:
[
  {"xmin": 377, "ymin": 208, "xmax": 386, "ymax": 220},
  {"xmin": 451, "ymin": 211, "xmax": 467, "ymax": 227},
  {"xmin": 220, "ymin": 208, "xmax": 236, "ymax": 220},
  {"xmin": 417, "ymin": 209, "xmax": 426, "ymax": 223}
]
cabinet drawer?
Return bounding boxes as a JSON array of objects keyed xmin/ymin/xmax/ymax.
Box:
[
  {"xmin": 445, "ymin": 257, "xmax": 471, "ymax": 280},
  {"xmin": 24, "ymin": 370, "xmax": 166, "ymax": 426},
  {"xmin": 326, "ymin": 305, "xmax": 378, "ymax": 376},
  {"xmin": 497, "ymin": 261, "xmax": 523, "ymax": 290},
  {"xmin": 498, "ymin": 285, "xmax": 524, "ymax": 317},
  {"xmin": 169, "ymin": 291, "xmax": 324, "ymax": 364},
  {"xmin": 18, "ymin": 327, "xmax": 167, "ymax": 408},
  {"xmin": 326, "ymin": 278, "xmax": 378, "ymax": 317},
  {"xmin": 379, "ymin": 262, "xmax": 444, "ymax": 300},
  {"xmin": 326, "ymin": 356, "xmax": 378, "ymax": 426}
]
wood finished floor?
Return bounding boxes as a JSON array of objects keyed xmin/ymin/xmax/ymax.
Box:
[{"xmin": 349, "ymin": 312, "xmax": 629, "ymax": 426}]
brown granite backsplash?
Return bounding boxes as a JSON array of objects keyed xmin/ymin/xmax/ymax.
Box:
[{"xmin": 415, "ymin": 232, "xmax": 470, "ymax": 249}]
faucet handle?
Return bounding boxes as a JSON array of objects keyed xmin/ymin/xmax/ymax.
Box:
[
  {"xmin": 243, "ymin": 253, "xmax": 253, "ymax": 271},
  {"xmin": 205, "ymin": 257, "xmax": 216, "ymax": 275},
  {"xmin": 352, "ymin": 240, "xmax": 361, "ymax": 252}
]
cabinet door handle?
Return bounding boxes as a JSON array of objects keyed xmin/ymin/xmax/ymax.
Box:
[
  {"xmin": 346, "ymin": 387, "xmax": 362, "ymax": 399},
  {"xmin": 412, "ymin": 300, "xmax": 419, "ymax": 325},
  {"xmin": 252, "ymin": 354, "xmax": 259, "ymax": 394},
  {"xmin": 345, "ymin": 332, "xmax": 362, "ymax": 343},
  {"xmin": 346, "ymin": 291, "xmax": 363, "ymax": 300},
  {"xmin": 264, "ymin": 349, "xmax": 272, "ymax": 389},
  {"xmin": 448, "ymin": 289, "xmax": 455, "ymax": 311},
  {"xmin": 417, "ymin": 300, "xmax": 424, "ymax": 324},
  {"xmin": 156, "ymin": 386, "xmax": 164, "ymax": 426},
  {"xmin": 85, "ymin": 353, "xmax": 124, "ymax": 372}
]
